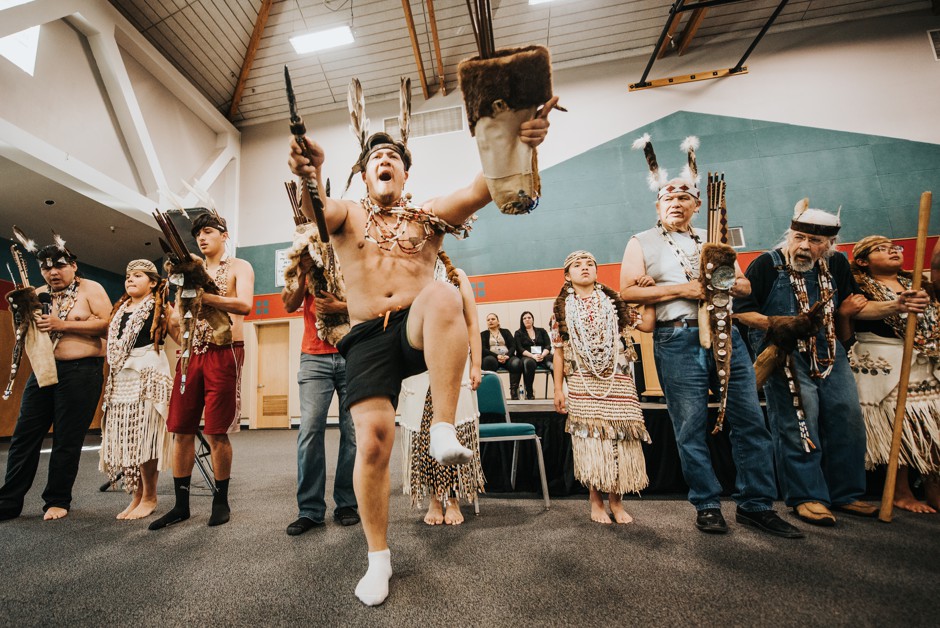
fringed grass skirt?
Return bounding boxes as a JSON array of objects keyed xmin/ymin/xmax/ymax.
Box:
[
  {"xmin": 99, "ymin": 346, "xmax": 173, "ymax": 493},
  {"xmin": 566, "ymin": 371, "xmax": 650, "ymax": 495},
  {"xmin": 399, "ymin": 369, "xmax": 485, "ymax": 506},
  {"xmin": 851, "ymin": 333, "xmax": 940, "ymax": 474}
]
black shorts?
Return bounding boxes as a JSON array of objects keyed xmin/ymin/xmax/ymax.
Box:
[{"xmin": 335, "ymin": 307, "xmax": 427, "ymax": 410}]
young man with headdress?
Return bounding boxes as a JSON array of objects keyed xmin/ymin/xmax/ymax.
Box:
[
  {"xmin": 734, "ymin": 204, "xmax": 927, "ymax": 526},
  {"xmin": 0, "ymin": 232, "xmax": 111, "ymax": 522},
  {"xmin": 846, "ymin": 236, "xmax": 936, "ymax": 512},
  {"xmin": 398, "ymin": 250, "xmax": 484, "ymax": 527},
  {"xmin": 99, "ymin": 259, "xmax": 174, "ymax": 520},
  {"xmin": 552, "ymin": 250, "xmax": 650, "ymax": 524},
  {"xmin": 149, "ymin": 212, "xmax": 255, "ymax": 530},
  {"xmin": 288, "ymin": 79, "xmax": 554, "ymax": 606},
  {"xmin": 281, "ymin": 224, "xmax": 359, "ymax": 536},
  {"xmin": 620, "ymin": 136, "xmax": 802, "ymax": 538}
]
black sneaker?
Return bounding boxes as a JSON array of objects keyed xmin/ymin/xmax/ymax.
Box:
[
  {"xmin": 286, "ymin": 516, "xmax": 324, "ymax": 536},
  {"xmin": 695, "ymin": 508, "xmax": 728, "ymax": 534},
  {"xmin": 736, "ymin": 508, "xmax": 805, "ymax": 539},
  {"xmin": 334, "ymin": 506, "xmax": 361, "ymax": 527}
]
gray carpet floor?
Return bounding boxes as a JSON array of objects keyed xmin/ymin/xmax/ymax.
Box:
[{"xmin": 1, "ymin": 428, "xmax": 938, "ymax": 627}]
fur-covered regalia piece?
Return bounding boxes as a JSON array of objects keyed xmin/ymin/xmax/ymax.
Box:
[
  {"xmin": 3, "ymin": 227, "xmax": 64, "ymax": 398},
  {"xmin": 457, "ymin": 45, "xmax": 557, "ymax": 214},
  {"xmin": 282, "ymin": 221, "xmax": 350, "ymax": 346}
]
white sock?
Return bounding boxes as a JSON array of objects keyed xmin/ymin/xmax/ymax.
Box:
[
  {"xmin": 355, "ymin": 549, "xmax": 392, "ymax": 607},
  {"xmin": 429, "ymin": 422, "xmax": 473, "ymax": 466}
]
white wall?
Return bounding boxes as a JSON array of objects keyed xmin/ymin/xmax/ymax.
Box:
[{"xmin": 238, "ymin": 11, "xmax": 940, "ymax": 248}]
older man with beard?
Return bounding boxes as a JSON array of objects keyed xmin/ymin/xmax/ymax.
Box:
[{"xmin": 733, "ymin": 200, "xmax": 927, "ymax": 527}]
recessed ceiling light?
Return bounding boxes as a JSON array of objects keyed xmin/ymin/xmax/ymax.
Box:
[
  {"xmin": 144, "ymin": 241, "xmax": 152, "ymax": 246},
  {"xmin": 290, "ymin": 26, "xmax": 354, "ymax": 55},
  {"xmin": 44, "ymin": 199, "xmax": 55, "ymax": 205}
]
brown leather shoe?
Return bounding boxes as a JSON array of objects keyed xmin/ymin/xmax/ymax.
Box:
[
  {"xmin": 793, "ymin": 501, "xmax": 836, "ymax": 526},
  {"xmin": 833, "ymin": 500, "xmax": 878, "ymax": 517}
]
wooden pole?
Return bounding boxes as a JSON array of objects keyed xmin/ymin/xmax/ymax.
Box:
[{"xmin": 879, "ymin": 191, "xmax": 933, "ymax": 522}]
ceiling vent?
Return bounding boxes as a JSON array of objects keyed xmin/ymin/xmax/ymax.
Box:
[
  {"xmin": 384, "ymin": 106, "xmax": 465, "ymax": 139},
  {"xmin": 929, "ymin": 29, "xmax": 940, "ymax": 61}
]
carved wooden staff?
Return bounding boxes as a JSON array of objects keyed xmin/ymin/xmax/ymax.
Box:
[{"xmin": 879, "ymin": 191, "xmax": 932, "ymax": 522}]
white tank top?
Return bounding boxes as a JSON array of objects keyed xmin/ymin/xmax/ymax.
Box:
[{"xmin": 634, "ymin": 226, "xmax": 705, "ymax": 322}]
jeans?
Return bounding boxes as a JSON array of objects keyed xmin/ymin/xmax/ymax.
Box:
[
  {"xmin": 653, "ymin": 325, "xmax": 777, "ymax": 512},
  {"xmin": 747, "ymin": 248, "xmax": 866, "ymax": 507},
  {"xmin": 296, "ymin": 353, "xmax": 356, "ymax": 521},
  {"xmin": 0, "ymin": 357, "xmax": 104, "ymax": 517},
  {"xmin": 760, "ymin": 346, "xmax": 866, "ymax": 507}
]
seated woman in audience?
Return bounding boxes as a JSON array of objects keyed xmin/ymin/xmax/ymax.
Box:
[
  {"xmin": 99, "ymin": 260, "xmax": 174, "ymax": 520},
  {"xmin": 849, "ymin": 236, "xmax": 939, "ymax": 512},
  {"xmin": 552, "ymin": 250, "xmax": 652, "ymax": 524},
  {"xmin": 514, "ymin": 311, "xmax": 552, "ymax": 400},
  {"xmin": 480, "ymin": 313, "xmax": 523, "ymax": 399}
]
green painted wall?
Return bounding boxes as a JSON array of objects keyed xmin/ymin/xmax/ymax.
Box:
[{"xmin": 238, "ymin": 111, "xmax": 940, "ymax": 290}]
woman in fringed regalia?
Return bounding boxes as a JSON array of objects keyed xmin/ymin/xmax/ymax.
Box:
[
  {"xmin": 849, "ymin": 236, "xmax": 940, "ymax": 512},
  {"xmin": 399, "ymin": 251, "xmax": 485, "ymax": 525},
  {"xmin": 99, "ymin": 260, "xmax": 174, "ymax": 520},
  {"xmin": 552, "ymin": 250, "xmax": 652, "ymax": 524}
]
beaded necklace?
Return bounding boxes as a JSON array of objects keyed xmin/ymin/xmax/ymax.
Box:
[
  {"xmin": 102, "ymin": 296, "xmax": 154, "ymax": 412},
  {"xmin": 656, "ymin": 220, "xmax": 702, "ymax": 281},
  {"xmin": 784, "ymin": 255, "xmax": 836, "ymax": 378},
  {"xmin": 192, "ymin": 257, "xmax": 231, "ymax": 354},
  {"xmin": 855, "ymin": 272, "xmax": 940, "ymax": 356},
  {"xmin": 566, "ymin": 287, "xmax": 618, "ymax": 398},
  {"xmin": 49, "ymin": 278, "xmax": 80, "ymax": 343},
  {"xmin": 361, "ymin": 195, "xmax": 473, "ymax": 255}
]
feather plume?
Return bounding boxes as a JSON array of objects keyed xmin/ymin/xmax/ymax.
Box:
[
  {"xmin": 347, "ymin": 78, "xmax": 369, "ymax": 151},
  {"xmin": 633, "ymin": 134, "xmax": 666, "ymax": 192},
  {"xmin": 181, "ymin": 180, "xmax": 217, "ymax": 214},
  {"xmin": 793, "ymin": 197, "xmax": 810, "ymax": 219},
  {"xmin": 12, "ymin": 226, "xmax": 37, "ymax": 253},
  {"xmin": 398, "ymin": 77, "xmax": 411, "ymax": 145},
  {"xmin": 679, "ymin": 135, "xmax": 700, "ymax": 184},
  {"xmin": 51, "ymin": 230, "xmax": 67, "ymax": 252},
  {"xmin": 160, "ymin": 188, "xmax": 186, "ymax": 211}
]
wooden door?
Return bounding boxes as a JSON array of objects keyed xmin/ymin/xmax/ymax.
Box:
[{"xmin": 255, "ymin": 323, "xmax": 290, "ymax": 428}]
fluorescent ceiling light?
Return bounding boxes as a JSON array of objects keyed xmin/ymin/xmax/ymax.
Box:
[
  {"xmin": 290, "ymin": 25, "xmax": 354, "ymax": 55},
  {"xmin": 0, "ymin": 25, "xmax": 40, "ymax": 76}
]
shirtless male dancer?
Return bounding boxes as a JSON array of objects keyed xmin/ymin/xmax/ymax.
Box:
[
  {"xmin": 288, "ymin": 97, "xmax": 555, "ymax": 606},
  {"xmin": 149, "ymin": 213, "xmax": 255, "ymax": 530},
  {"xmin": 0, "ymin": 239, "xmax": 110, "ymax": 521}
]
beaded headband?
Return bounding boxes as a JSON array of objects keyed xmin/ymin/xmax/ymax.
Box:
[
  {"xmin": 126, "ymin": 259, "xmax": 159, "ymax": 275},
  {"xmin": 563, "ymin": 250, "xmax": 596, "ymax": 272}
]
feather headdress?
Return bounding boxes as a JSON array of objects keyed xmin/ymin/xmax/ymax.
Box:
[
  {"xmin": 12, "ymin": 226, "xmax": 76, "ymax": 267},
  {"xmin": 634, "ymin": 133, "xmax": 702, "ymax": 199},
  {"xmin": 343, "ymin": 77, "xmax": 414, "ymax": 197},
  {"xmin": 791, "ymin": 197, "xmax": 841, "ymax": 236}
]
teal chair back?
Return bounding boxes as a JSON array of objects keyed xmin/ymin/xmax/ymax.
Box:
[{"xmin": 477, "ymin": 371, "xmax": 509, "ymax": 420}]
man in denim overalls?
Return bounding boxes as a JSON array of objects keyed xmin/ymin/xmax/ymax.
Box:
[{"xmin": 734, "ymin": 201, "xmax": 913, "ymax": 526}]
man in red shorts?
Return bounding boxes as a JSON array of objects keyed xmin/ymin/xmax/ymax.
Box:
[{"xmin": 150, "ymin": 213, "xmax": 255, "ymax": 530}]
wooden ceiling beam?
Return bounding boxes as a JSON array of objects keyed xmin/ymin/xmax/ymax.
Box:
[
  {"xmin": 656, "ymin": 12, "xmax": 683, "ymax": 60},
  {"xmin": 676, "ymin": 7, "xmax": 707, "ymax": 56},
  {"xmin": 228, "ymin": 0, "xmax": 273, "ymax": 121},
  {"xmin": 402, "ymin": 0, "xmax": 431, "ymax": 99},
  {"xmin": 426, "ymin": 0, "xmax": 447, "ymax": 95}
]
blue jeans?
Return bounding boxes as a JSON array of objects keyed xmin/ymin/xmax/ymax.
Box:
[
  {"xmin": 759, "ymin": 344, "xmax": 866, "ymax": 507},
  {"xmin": 296, "ymin": 353, "xmax": 356, "ymax": 522},
  {"xmin": 653, "ymin": 325, "xmax": 777, "ymax": 512}
]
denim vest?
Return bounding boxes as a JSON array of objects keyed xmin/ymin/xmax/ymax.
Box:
[{"xmin": 747, "ymin": 249, "xmax": 838, "ymax": 362}]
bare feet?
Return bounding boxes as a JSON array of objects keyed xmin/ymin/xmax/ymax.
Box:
[
  {"xmin": 126, "ymin": 499, "xmax": 158, "ymax": 520},
  {"xmin": 589, "ymin": 488, "xmax": 611, "ymax": 523},
  {"xmin": 608, "ymin": 494, "xmax": 634, "ymax": 524},
  {"xmin": 894, "ymin": 495, "xmax": 935, "ymax": 513},
  {"xmin": 444, "ymin": 500, "xmax": 464, "ymax": 525},
  {"xmin": 424, "ymin": 499, "xmax": 444, "ymax": 525},
  {"xmin": 43, "ymin": 507, "xmax": 68, "ymax": 521},
  {"xmin": 117, "ymin": 493, "xmax": 143, "ymax": 520}
]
